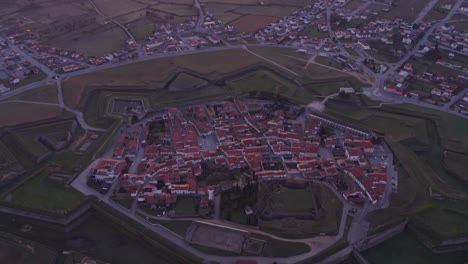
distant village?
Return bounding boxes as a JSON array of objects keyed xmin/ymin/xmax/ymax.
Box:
[{"xmin": 1, "ymin": 0, "xmax": 467, "ymax": 116}]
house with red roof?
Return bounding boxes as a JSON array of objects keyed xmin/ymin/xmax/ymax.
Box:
[
  {"xmin": 345, "ymin": 148, "xmax": 363, "ymax": 161},
  {"xmin": 93, "ymin": 158, "xmax": 127, "ymax": 183}
]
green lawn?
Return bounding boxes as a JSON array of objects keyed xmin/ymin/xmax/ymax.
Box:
[
  {"xmin": 250, "ymin": 233, "xmax": 310, "ymax": 257},
  {"xmin": 7, "ymin": 171, "xmax": 85, "ymax": 213},
  {"xmin": 344, "ymin": 0, "xmax": 364, "ymax": 10},
  {"xmin": 380, "ymin": 0, "xmax": 430, "ymax": 22},
  {"xmin": 271, "ymin": 187, "xmax": 315, "ymax": 213},
  {"xmin": 56, "ymin": 27, "xmax": 128, "ymax": 57},
  {"xmin": 174, "ymin": 197, "xmax": 199, "ymax": 216},
  {"xmin": 232, "ymin": 5, "xmax": 299, "ymax": 17},
  {"xmin": 229, "ymin": 69, "xmax": 317, "ymax": 104},
  {"xmin": 113, "ymin": 197, "xmax": 134, "ymax": 210},
  {"xmin": 326, "ymin": 98, "xmax": 468, "ymax": 237},
  {"xmin": 411, "ymin": 208, "xmax": 468, "ymax": 240},
  {"xmin": 364, "ymin": 231, "xmax": 468, "ymax": 264},
  {"xmin": 315, "ymin": 56, "xmax": 346, "ymax": 70},
  {"xmin": 203, "ymin": 3, "xmax": 243, "ymax": 23},
  {"xmin": 259, "ymin": 184, "xmax": 343, "ymax": 238},
  {"xmin": 11, "ymin": 84, "xmax": 58, "ymax": 103},
  {"xmin": 300, "ymin": 25, "xmax": 330, "ymax": 39},
  {"xmin": 443, "ymin": 151, "xmax": 468, "ymax": 182}
]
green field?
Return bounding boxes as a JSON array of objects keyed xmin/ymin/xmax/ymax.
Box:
[
  {"xmin": 0, "ymin": 102, "xmax": 64, "ymax": 128},
  {"xmin": 411, "ymin": 207, "xmax": 468, "ymax": 240},
  {"xmin": 0, "ymin": 211, "xmax": 176, "ymax": 264},
  {"xmin": 343, "ymin": 0, "xmax": 364, "ymax": 10},
  {"xmin": 56, "ymin": 26, "xmax": 128, "ymax": 57},
  {"xmin": 250, "ymin": 233, "xmax": 310, "ymax": 257},
  {"xmin": 258, "ymin": 184, "xmax": 343, "ymax": 238},
  {"xmin": 379, "ymin": 0, "xmax": 430, "ymax": 22},
  {"xmin": 12, "ymin": 120, "xmax": 76, "ymax": 158},
  {"xmin": 203, "ymin": 2, "xmax": 243, "ymax": 22},
  {"xmin": 230, "ymin": 5, "xmax": 298, "ymax": 17},
  {"xmin": 325, "ymin": 98, "xmax": 468, "ymax": 239},
  {"xmin": 363, "ymin": 231, "xmax": 468, "ymax": 264},
  {"xmin": 315, "ymin": 56, "xmax": 346, "ymax": 70},
  {"xmin": 230, "ymin": 70, "xmax": 313, "ymax": 102},
  {"xmin": 443, "ymin": 151, "xmax": 468, "ymax": 182},
  {"xmin": 422, "ymin": 0, "xmax": 458, "ymax": 22},
  {"xmin": 62, "ymin": 48, "xmax": 264, "ymax": 107},
  {"xmin": 63, "ymin": 47, "xmax": 364, "ymax": 108},
  {"xmin": 300, "ymin": 25, "xmax": 330, "ymax": 39},
  {"xmin": 0, "ymin": 142, "xmax": 24, "ymax": 183},
  {"xmin": 152, "ymin": 3, "xmax": 197, "ymax": 17},
  {"xmin": 174, "ymin": 197, "xmax": 199, "ymax": 216},
  {"xmin": 263, "ymin": 186, "xmax": 316, "ymax": 213},
  {"xmin": 6, "ymin": 171, "xmax": 85, "ymax": 214},
  {"xmin": 11, "ymin": 84, "xmax": 58, "ymax": 104},
  {"xmin": 127, "ymin": 18, "xmax": 155, "ymax": 41}
]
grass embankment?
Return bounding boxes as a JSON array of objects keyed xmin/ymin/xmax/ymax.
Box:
[
  {"xmin": 5, "ymin": 171, "xmax": 85, "ymax": 214},
  {"xmin": 325, "ymin": 98, "xmax": 468, "ymax": 242},
  {"xmin": 0, "ymin": 102, "xmax": 63, "ymax": 128},
  {"xmin": 63, "ymin": 47, "xmax": 365, "ymax": 108},
  {"xmin": 62, "ymin": 48, "xmax": 265, "ymax": 107},
  {"xmin": 10, "ymin": 84, "xmax": 58, "ymax": 104},
  {"xmin": 258, "ymin": 184, "xmax": 343, "ymax": 238}
]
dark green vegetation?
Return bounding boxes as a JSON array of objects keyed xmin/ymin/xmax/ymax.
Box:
[
  {"xmin": 6, "ymin": 171, "xmax": 84, "ymax": 214},
  {"xmin": 379, "ymin": 0, "xmax": 430, "ymax": 22},
  {"xmin": 363, "ymin": 231, "xmax": 468, "ymax": 264},
  {"xmin": 220, "ymin": 181, "xmax": 342, "ymax": 239},
  {"xmin": 0, "ymin": 119, "xmax": 122, "ymax": 213},
  {"xmin": 325, "ymin": 95, "xmax": 468, "ymax": 245},
  {"xmin": 174, "ymin": 196, "xmax": 199, "ymax": 216},
  {"xmin": 0, "ymin": 205, "xmax": 200, "ymax": 264},
  {"xmin": 257, "ymin": 183, "xmax": 343, "ymax": 238}
]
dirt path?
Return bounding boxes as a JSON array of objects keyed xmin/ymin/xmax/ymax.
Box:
[
  {"xmin": 243, "ymin": 46, "xmax": 300, "ymax": 76},
  {"xmin": 290, "ymin": 54, "xmax": 372, "ymax": 85}
]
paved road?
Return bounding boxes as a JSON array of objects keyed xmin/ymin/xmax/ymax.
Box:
[
  {"xmin": 194, "ymin": 0, "xmax": 205, "ymax": 31},
  {"xmin": 56, "ymin": 80, "xmax": 106, "ymax": 132}
]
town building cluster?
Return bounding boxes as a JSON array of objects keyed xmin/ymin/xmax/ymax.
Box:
[
  {"xmin": 0, "ymin": 40, "xmax": 40, "ymax": 87},
  {"xmin": 453, "ymin": 91, "xmax": 468, "ymax": 115},
  {"xmin": 431, "ymin": 18, "xmax": 468, "ymax": 55},
  {"xmin": 89, "ymin": 99, "xmax": 391, "ymax": 216}
]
